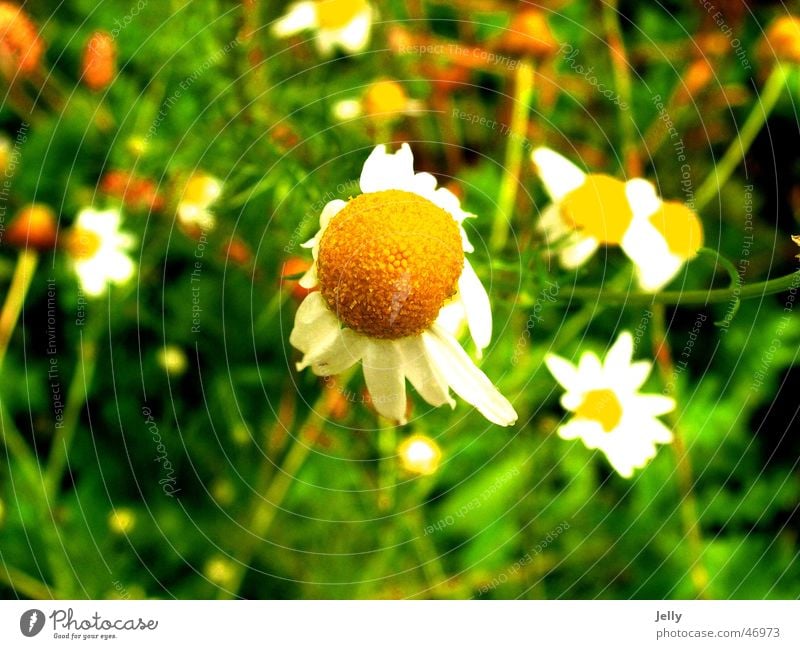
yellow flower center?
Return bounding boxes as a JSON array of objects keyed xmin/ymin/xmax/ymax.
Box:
[
  {"xmin": 363, "ymin": 80, "xmax": 408, "ymax": 116},
  {"xmin": 66, "ymin": 227, "xmax": 103, "ymax": 260},
  {"xmin": 560, "ymin": 174, "xmax": 634, "ymax": 245},
  {"xmin": 575, "ymin": 388, "xmax": 623, "ymax": 432},
  {"xmin": 314, "ymin": 0, "xmax": 367, "ymax": 30},
  {"xmin": 316, "ymin": 189, "xmax": 464, "ymax": 339},
  {"xmin": 648, "ymin": 201, "xmax": 703, "ymax": 259}
]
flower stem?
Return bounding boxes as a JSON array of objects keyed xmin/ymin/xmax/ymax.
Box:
[
  {"xmin": 220, "ymin": 373, "xmax": 353, "ymax": 599},
  {"xmin": 559, "ymin": 269, "xmax": 800, "ymax": 307},
  {"xmin": 0, "ymin": 250, "xmax": 38, "ymax": 369},
  {"xmin": 0, "ymin": 563, "xmax": 58, "ymax": 599},
  {"xmin": 44, "ymin": 317, "xmax": 102, "ymax": 500},
  {"xmin": 601, "ymin": 0, "xmax": 641, "ymax": 176},
  {"xmin": 694, "ymin": 65, "xmax": 787, "ymax": 211},
  {"xmin": 490, "ymin": 60, "xmax": 535, "ymax": 252},
  {"xmin": 651, "ymin": 305, "xmax": 710, "ymax": 597}
]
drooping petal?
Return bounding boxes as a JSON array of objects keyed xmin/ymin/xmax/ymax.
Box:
[
  {"xmin": 360, "ymin": 143, "xmax": 415, "ymax": 194},
  {"xmin": 271, "ymin": 1, "xmax": 318, "ymax": 37},
  {"xmin": 422, "ymin": 325, "xmax": 517, "ymax": 426},
  {"xmin": 362, "ymin": 340, "xmax": 408, "ymax": 423},
  {"xmin": 398, "ymin": 336, "xmax": 455, "ymax": 408},
  {"xmin": 289, "ymin": 292, "xmax": 334, "ymax": 353},
  {"xmin": 531, "ymin": 147, "xmax": 587, "ymax": 201},
  {"xmin": 457, "ymin": 260, "xmax": 492, "ymax": 356}
]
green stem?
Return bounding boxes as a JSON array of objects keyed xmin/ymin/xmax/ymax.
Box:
[
  {"xmin": 377, "ymin": 422, "xmax": 397, "ymax": 512},
  {"xmin": 601, "ymin": 0, "xmax": 640, "ymax": 176},
  {"xmin": 490, "ymin": 60, "xmax": 535, "ymax": 252},
  {"xmin": 0, "ymin": 563, "xmax": 57, "ymax": 599},
  {"xmin": 561, "ymin": 269, "xmax": 799, "ymax": 306},
  {"xmin": 651, "ymin": 305, "xmax": 710, "ymax": 598},
  {"xmin": 44, "ymin": 317, "xmax": 101, "ymax": 500},
  {"xmin": 220, "ymin": 372, "xmax": 354, "ymax": 599},
  {"xmin": 694, "ymin": 66, "xmax": 787, "ymax": 211},
  {"xmin": 0, "ymin": 250, "xmax": 38, "ymax": 369}
]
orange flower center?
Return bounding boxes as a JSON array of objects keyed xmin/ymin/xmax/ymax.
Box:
[
  {"xmin": 315, "ymin": 0, "xmax": 367, "ymax": 30},
  {"xmin": 66, "ymin": 227, "xmax": 103, "ymax": 260},
  {"xmin": 648, "ymin": 201, "xmax": 703, "ymax": 259},
  {"xmin": 316, "ymin": 189, "xmax": 464, "ymax": 339},
  {"xmin": 560, "ymin": 174, "xmax": 634, "ymax": 245},
  {"xmin": 575, "ymin": 388, "xmax": 623, "ymax": 432},
  {"xmin": 363, "ymin": 80, "xmax": 408, "ymax": 116}
]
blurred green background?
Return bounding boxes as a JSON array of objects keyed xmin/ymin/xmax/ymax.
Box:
[{"xmin": 0, "ymin": 0, "xmax": 799, "ymax": 599}]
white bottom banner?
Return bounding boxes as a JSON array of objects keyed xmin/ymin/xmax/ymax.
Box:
[{"xmin": 0, "ymin": 600, "xmax": 796, "ymax": 647}]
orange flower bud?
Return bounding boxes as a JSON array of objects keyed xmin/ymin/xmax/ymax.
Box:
[
  {"xmin": 497, "ymin": 9, "xmax": 557, "ymax": 60},
  {"xmin": 762, "ymin": 16, "xmax": 800, "ymax": 65},
  {"xmin": 82, "ymin": 30, "xmax": 116, "ymax": 91},
  {"xmin": 223, "ymin": 236, "xmax": 252, "ymax": 266},
  {"xmin": 683, "ymin": 59, "xmax": 714, "ymax": 98},
  {"xmin": 0, "ymin": 2, "xmax": 44, "ymax": 78},
  {"xmin": 5, "ymin": 203, "xmax": 57, "ymax": 250},
  {"xmin": 100, "ymin": 170, "xmax": 165, "ymax": 212},
  {"xmin": 280, "ymin": 257, "xmax": 313, "ymax": 302}
]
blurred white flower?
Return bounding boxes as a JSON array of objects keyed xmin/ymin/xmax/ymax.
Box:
[
  {"xmin": 397, "ymin": 434, "xmax": 442, "ymax": 475},
  {"xmin": 177, "ymin": 172, "xmax": 222, "ymax": 231},
  {"xmin": 332, "ymin": 79, "xmax": 423, "ymax": 121},
  {"xmin": 545, "ymin": 331, "xmax": 676, "ymax": 478},
  {"xmin": 66, "ymin": 208, "xmax": 135, "ymax": 297},
  {"xmin": 531, "ymin": 147, "xmax": 703, "ymax": 291},
  {"xmin": 272, "ymin": 0, "xmax": 373, "ymax": 56},
  {"xmin": 290, "ymin": 143, "xmax": 516, "ymax": 426}
]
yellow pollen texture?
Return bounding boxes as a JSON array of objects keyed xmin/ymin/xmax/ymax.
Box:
[
  {"xmin": 648, "ymin": 201, "xmax": 704, "ymax": 259},
  {"xmin": 316, "ymin": 189, "xmax": 464, "ymax": 339},
  {"xmin": 575, "ymin": 388, "xmax": 623, "ymax": 432},
  {"xmin": 560, "ymin": 174, "xmax": 634, "ymax": 244},
  {"xmin": 67, "ymin": 227, "xmax": 103, "ymax": 260},
  {"xmin": 315, "ymin": 0, "xmax": 366, "ymax": 30}
]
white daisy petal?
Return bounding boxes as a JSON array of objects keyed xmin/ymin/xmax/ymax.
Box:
[
  {"xmin": 559, "ymin": 235, "xmax": 599, "ymax": 269},
  {"xmin": 536, "ymin": 203, "xmax": 570, "ymax": 239},
  {"xmin": 457, "ymin": 260, "xmax": 492, "ymax": 356},
  {"xmin": 332, "ymin": 6, "xmax": 372, "ymax": 53},
  {"xmin": 398, "ymin": 336, "xmax": 455, "ymax": 408},
  {"xmin": 298, "ymin": 262, "xmax": 318, "ymax": 289},
  {"xmin": 544, "ymin": 353, "xmax": 579, "ymax": 390},
  {"xmin": 289, "ymin": 292, "xmax": 334, "ymax": 353},
  {"xmin": 422, "ymin": 325, "xmax": 517, "ymax": 426},
  {"xmin": 625, "ymin": 178, "xmax": 661, "ymax": 221},
  {"xmin": 634, "ymin": 394, "xmax": 676, "ymax": 417},
  {"xmin": 604, "ymin": 331, "xmax": 634, "ymax": 372},
  {"xmin": 624, "ymin": 360, "xmax": 652, "ymax": 391},
  {"xmin": 363, "ymin": 340, "xmax": 408, "ymax": 423},
  {"xmin": 320, "ymin": 199, "xmax": 348, "ymax": 229},
  {"xmin": 271, "ymin": 2, "xmax": 317, "ymax": 37},
  {"xmin": 531, "ymin": 147, "xmax": 587, "ymax": 201},
  {"xmin": 360, "ymin": 143, "xmax": 415, "ymax": 194}
]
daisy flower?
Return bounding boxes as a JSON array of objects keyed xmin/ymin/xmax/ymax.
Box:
[
  {"xmin": 332, "ymin": 79, "xmax": 423, "ymax": 122},
  {"xmin": 531, "ymin": 147, "xmax": 703, "ymax": 290},
  {"xmin": 290, "ymin": 143, "xmax": 517, "ymax": 426},
  {"xmin": 65, "ymin": 208, "xmax": 135, "ymax": 297},
  {"xmin": 177, "ymin": 172, "xmax": 223, "ymax": 231},
  {"xmin": 620, "ymin": 183, "xmax": 704, "ymax": 291},
  {"xmin": 545, "ymin": 331, "xmax": 676, "ymax": 478},
  {"xmin": 271, "ymin": 0, "xmax": 373, "ymax": 57}
]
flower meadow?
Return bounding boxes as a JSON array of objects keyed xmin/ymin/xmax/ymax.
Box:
[{"xmin": 0, "ymin": 0, "xmax": 799, "ymax": 601}]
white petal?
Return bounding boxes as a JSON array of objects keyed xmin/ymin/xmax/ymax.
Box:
[
  {"xmin": 422, "ymin": 325, "xmax": 517, "ymax": 426},
  {"xmin": 634, "ymin": 394, "xmax": 676, "ymax": 418},
  {"xmin": 105, "ymin": 251, "xmax": 135, "ymax": 283},
  {"xmin": 434, "ymin": 300, "xmax": 466, "ymax": 338},
  {"xmin": 544, "ymin": 353, "xmax": 579, "ymax": 390},
  {"xmin": 359, "ymin": 143, "xmax": 415, "ymax": 194},
  {"xmin": 298, "ymin": 262, "xmax": 318, "ymax": 289},
  {"xmin": 331, "ymin": 8, "xmax": 372, "ymax": 53},
  {"xmin": 536, "ymin": 203, "xmax": 570, "ymax": 239},
  {"xmin": 559, "ymin": 235, "xmax": 599, "ymax": 269},
  {"xmin": 457, "ymin": 260, "xmax": 492, "ymax": 356},
  {"xmin": 620, "ymin": 216, "xmax": 679, "ymax": 292},
  {"xmin": 289, "ymin": 292, "xmax": 333, "ymax": 352},
  {"xmin": 577, "ymin": 351, "xmax": 603, "ymax": 384},
  {"xmin": 558, "ymin": 418, "xmax": 606, "ymax": 449},
  {"xmin": 319, "ymin": 198, "xmax": 347, "ymax": 229},
  {"xmin": 271, "ymin": 1, "xmax": 317, "ymax": 37},
  {"xmin": 604, "ymin": 331, "xmax": 634, "ymax": 373},
  {"xmin": 531, "ymin": 147, "xmax": 587, "ymax": 201},
  {"xmin": 362, "ymin": 340, "xmax": 407, "ymax": 424},
  {"xmin": 624, "ymin": 178, "xmax": 661, "ymax": 221},
  {"xmin": 624, "ymin": 360, "xmax": 652, "ymax": 391},
  {"xmin": 398, "ymin": 336, "xmax": 455, "ymax": 408},
  {"xmin": 332, "ymin": 99, "xmax": 363, "ymax": 121}
]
